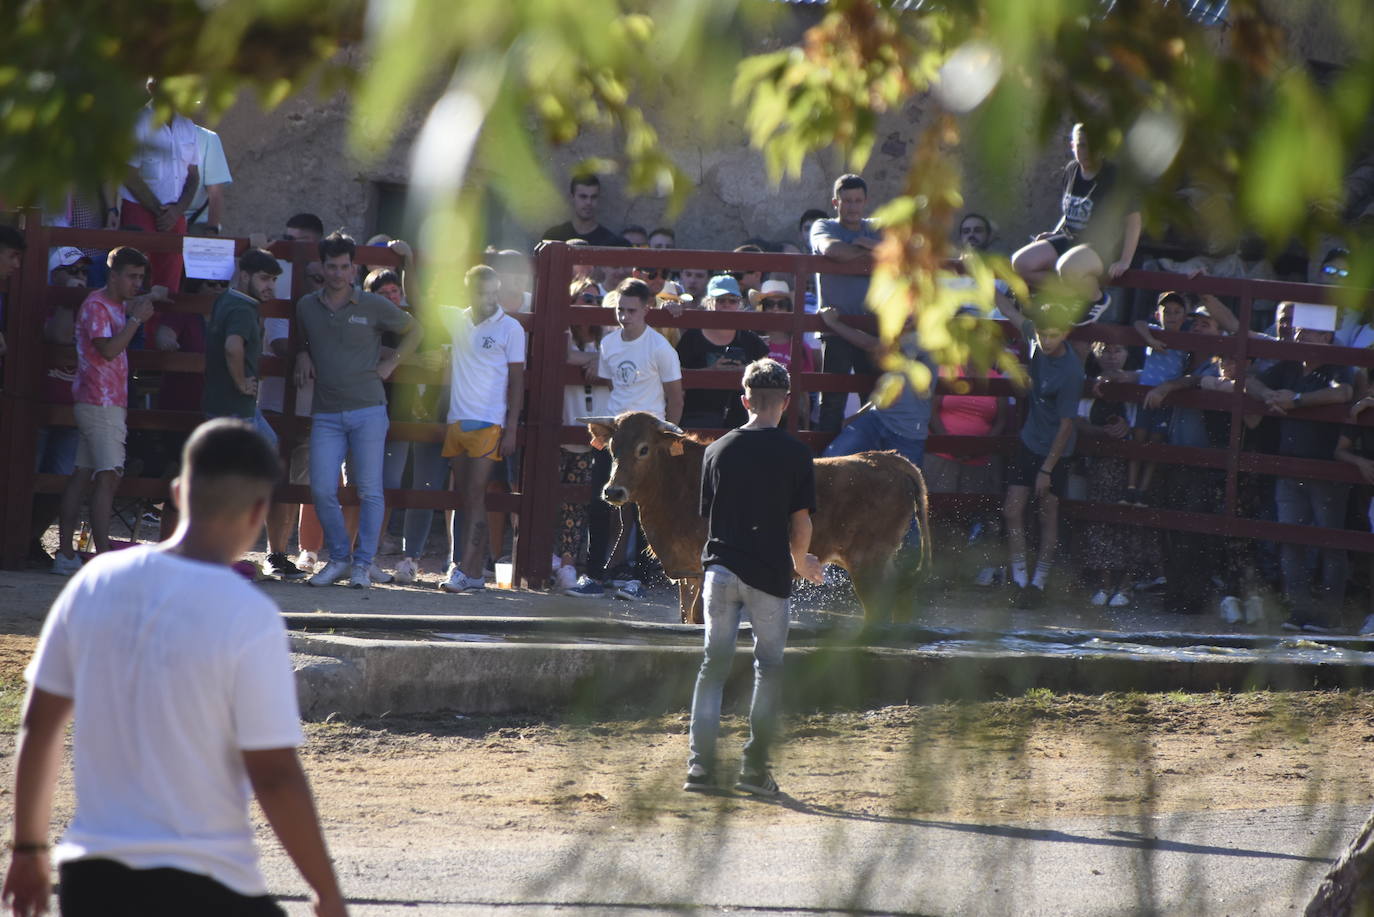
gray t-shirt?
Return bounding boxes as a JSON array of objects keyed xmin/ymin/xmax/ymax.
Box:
[
  {"xmin": 296, "ymin": 287, "xmax": 413, "ymax": 414},
  {"xmin": 810, "ymin": 218, "xmax": 882, "ymax": 317},
  {"xmin": 875, "ymin": 337, "xmax": 935, "ymax": 441},
  {"xmin": 1018, "ymin": 316, "xmax": 1085, "ymax": 457}
]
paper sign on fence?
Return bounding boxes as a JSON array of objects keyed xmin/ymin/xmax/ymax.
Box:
[{"xmin": 183, "ymin": 236, "xmax": 236, "ymax": 281}]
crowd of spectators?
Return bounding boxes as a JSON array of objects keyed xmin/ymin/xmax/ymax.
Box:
[{"xmin": 6, "ymin": 100, "xmax": 1374, "ymax": 635}]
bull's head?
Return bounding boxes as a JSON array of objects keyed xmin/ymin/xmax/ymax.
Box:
[{"xmin": 578, "ymin": 412, "xmax": 687, "ymax": 507}]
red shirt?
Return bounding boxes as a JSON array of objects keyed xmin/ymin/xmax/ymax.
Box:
[
  {"xmin": 933, "ymin": 367, "xmax": 1002, "ymax": 466},
  {"xmin": 73, "ymin": 290, "xmax": 130, "ymax": 408}
]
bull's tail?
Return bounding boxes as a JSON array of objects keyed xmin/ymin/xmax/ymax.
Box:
[{"xmin": 902, "ymin": 460, "xmax": 932, "ymax": 574}]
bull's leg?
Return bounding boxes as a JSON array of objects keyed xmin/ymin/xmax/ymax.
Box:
[
  {"xmin": 847, "ymin": 560, "xmax": 894, "ymax": 625},
  {"xmin": 679, "ymin": 577, "xmax": 705, "ymax": 625}
]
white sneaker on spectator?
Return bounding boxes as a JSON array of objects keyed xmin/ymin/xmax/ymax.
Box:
[
  {"xmin": 1108, "ymin": 592, "xmax": 1131, "ymax": 608},
  {"xmin": 349, "ymin": 565, "xmax": 371, "ymax": 590},
  {"xmin": 1219, "ymin": 596, "xmax": 1243, "ymax": 624},
  {"xmin": 296, "ymin": 550, "xmax": 319, "ymax": 573},
  {"xmin": 1245, "ymin": 595, "xmax": 1266, "ymax": 625},
  {"xmin": 50, "ymin": 552, "xmax": 83, "ymax": 577},
  {"xmin": 554, "ymin": 564, "xmax": 579, "ymax": 593},
  {"xmin": 309, "ymin": 559, "xmax": 351, "ymax": 587},
  {"xmin": 368, "ymin": 563, "xmax": 393, "ymax": 584},
  {"xmin": 440, "ymin": 568, "xmax": 485, "ymax": 593},
  {"xmin": 1090, "ymin": 590, "xmax": 1109, "ymax": 607},
  {"xmin": 392, "ymin": 557, "xmax": 420, "ymax": 585}
]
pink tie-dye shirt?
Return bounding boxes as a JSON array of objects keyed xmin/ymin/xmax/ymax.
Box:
[{"xmin": 73, "ymin": 290, "xmax": 130, "ymax": 408}]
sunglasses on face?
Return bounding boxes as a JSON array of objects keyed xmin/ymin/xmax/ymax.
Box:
[
  {"xmin": 760, "ymin": 298, "xmax": 791, "ymax": 310},
  {"xmin": 634, "ymin": 268, "xmax": 660, "ymax": 279},
  {"xmin": 576, "ymin": 293, "xmax": 602, "ymax": 304},
  {"xmin": 1323, "ymin": 264, "xmax": 1350, "ymax": 278}
]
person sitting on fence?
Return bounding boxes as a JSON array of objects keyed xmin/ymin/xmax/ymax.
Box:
[
  {"xmin": 294, "ymin": 231, "xmax": 419, "ymax": 590},
  {"xmin": 1120, "ymin": 291, "xmax": 1190, "ymax": 506},
  {"xmin": 1010, "ymin": 121, "xmax": 1141, "ymax": 291},
  {"xmin": 54, "ymin": 247, "xmax": 163, "ymax": 574},
  {"xmin": 202, "ymin": 248, "xmax": 308, "ymax": 581},
  {"xmin": 994, "ymin": 293, "xmax": 1085, "ymax": 610},
  {"xmin": 676, "ymin": 275, "xmax": 769, "ymax": 431},
  {"xmin": 438, "ymin": 265, "xmax": 526, "ymax": 595},
  {"xmin": 1247, "ymin": 303, "xmax": 1354, "ymax": 633}
]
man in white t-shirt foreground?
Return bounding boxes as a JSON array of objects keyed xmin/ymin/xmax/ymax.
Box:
[
  {"xmin": 566, "ymin": 278, "xmax": 684, "ymax": 599},
  {"xmin": 4, "ymin": 419, "xmax": 346, "ymax": 917},
  {"xmin": 439, "ymin": 265, "xmax": 527, "ymax": 593}
]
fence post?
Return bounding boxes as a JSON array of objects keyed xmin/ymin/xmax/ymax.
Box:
[
  {"xmin": 0, "ymin": 211, "xmax": 51, "ymax": 569},
  {"xmin": 1223, "ymin": 294, "xmax": 1254, "ymax": 517}
]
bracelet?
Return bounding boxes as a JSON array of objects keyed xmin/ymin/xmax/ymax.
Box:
[{"xmin": 7, "ymin": 842, "xmax": 49, "ymax": 854}]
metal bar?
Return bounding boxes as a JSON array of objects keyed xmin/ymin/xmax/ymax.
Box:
[{"xmin": 1224, "ymin": 294, "xmax": 1254, "ymax": 516}]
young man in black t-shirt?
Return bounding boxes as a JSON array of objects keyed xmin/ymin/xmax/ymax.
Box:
[{"xmin": 684, "ymin": 359, "xmax": 823, "ymax": 797}]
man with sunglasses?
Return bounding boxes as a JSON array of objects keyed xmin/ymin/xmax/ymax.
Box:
[{"xmin": 631, "ymin": 265, "xmax": 666, "ymax": 296}]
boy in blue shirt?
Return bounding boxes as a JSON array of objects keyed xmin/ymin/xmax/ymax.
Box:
[{"xmin": 1123, "ymin": 291, "xmax": 1188, "ymax": 505}]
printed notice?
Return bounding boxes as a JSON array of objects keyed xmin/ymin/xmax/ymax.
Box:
[{"xmin": 183, "ymin": 236, "xmax": 236, "ymax": 281}]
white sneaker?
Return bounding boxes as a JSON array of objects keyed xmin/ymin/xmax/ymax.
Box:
[
  {"xmin": 1090, "ymin": 590, "xmax": 1109, "ymax": 607},
  {"xmin": 392, "ymin": 557, "xmax": 420, "ymax": 585},
  {"xmin": 50, "ymin": 552, "xmax": 83, "ymax": 576},
  {"xmin": 1108, "ymin": 591, "xmax": 1131, "ymax": 608},
  {"xmin": 349, "ymin": 565, "xmax": 371, "ymax": 590},
  {"xmin": 554, "ymin": 564, "xmax": 578, "ymax": 593},
  {"xmin": 296, "ymin": 550, "xmax": 319, "ymax": 573},
  {"xmin": 440, "ymin": 568, "xmax": 485, "ymax": 593},
  {"xmin": 309, "ymin": 559, "xmax": 351, "ymax": 587},
  {"xmin": 1219, "ymin": 595, "xmax": 1243, "ymax": 624},
  {"xmin": 1245, "ymin": 595, "xmax": 1266, "ymax": 625},
  {"xmin": 368, "ymin": 563, "xmax": 393, "ymax": 584}
]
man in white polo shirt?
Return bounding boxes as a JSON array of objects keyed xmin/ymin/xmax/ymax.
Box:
[{"xmin": 438, "ymin": 265, "xmax": 526, "ymax": 594}]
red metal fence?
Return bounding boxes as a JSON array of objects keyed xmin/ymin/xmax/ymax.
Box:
[{"xmin": 3, "ymin": 221, "xmax": 1374, "ymax": 594}]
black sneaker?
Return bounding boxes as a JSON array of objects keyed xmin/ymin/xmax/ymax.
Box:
[
  {"xmin": 1016, "ymin": 585, "xmax": 1045, "ymax": 610},
  {"xmin": 735, "ymin": 769, "xmax": 780, "ymax": 797},
  {"xmin": 264, "ymin": 552, "xmax": 309, "ymax": 581},
  {"xmin": 682, "ymin": 765, "xmax": 715, "ymax": 793}
]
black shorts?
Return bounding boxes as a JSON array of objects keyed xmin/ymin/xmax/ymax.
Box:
[
  {"xmin": 1007, "ymin": 442, "xmax": 1069, "ymax": 497},
  {"xmin": 59, "ymin": 858, "xmax": 285, "ymax": 917},
  {"xmin": 1046, "ymin": 233, "xmax": 1075, "ymax": 257}
]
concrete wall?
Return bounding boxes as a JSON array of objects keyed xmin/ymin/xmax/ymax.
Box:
[{"xmin": 209, "ymin": 5, "xmax": 1342, "ymax": 258}]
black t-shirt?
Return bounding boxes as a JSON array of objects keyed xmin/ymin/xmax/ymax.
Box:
[
  {"xmin": 676, "ymin": 328, "xmax": 770, "ymax": 429},
  {"xmin": 1057, "ymin": 160, "xmax": 1135, "ymax": 258},
  {"xmin": 700, "ymin": 426, "xmax": 818, "ymax": 598},
  {"xmin": 1258, "ymin": 361, "xmax": 1353, "ymax": 460},
  {"xmin": 539, "ymin": 222, "xmax": 629, "ymax": 248}
]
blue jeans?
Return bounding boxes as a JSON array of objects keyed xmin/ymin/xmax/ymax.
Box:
[
  {"xmin": 382, "ymin": 438, "xmax": 448, "ymax": 558},
  {"xmin": 689, "ymin": 565, "xmax": 790, "ymax": 773},
  {"xmin": 311, "ymin": 405, "xmax": 389, "ymax": 569},
  {"xmin": 1274, "ymin": 477, "xmax": 1349, "ymax": 623},
  {"xmin": 207, "ymin": 408, "xmax": 278, "ymax": 450},
  {"xmin": 35, "ymin": 426, "xmax": 79, "ymax": 475},
  {"xmin": 822, "ymin": 410, "xmax": 926, "ymax": 469}
]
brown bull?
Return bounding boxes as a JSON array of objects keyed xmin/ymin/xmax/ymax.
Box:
[{"xmin": 580, "ymin": 411, "xmax": 930, "ymax": 624}]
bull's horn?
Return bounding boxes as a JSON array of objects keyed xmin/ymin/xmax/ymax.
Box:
[
  {"xmin": 576, "ymin": 416, "xmax": 619, "ymax": 427},
  {"xmin": 655, "ymin": 420, "xmax": 685, "ymax": 436}
]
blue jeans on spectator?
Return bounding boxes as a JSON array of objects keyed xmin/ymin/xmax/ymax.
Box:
[
  {"xmin": 689, "ymin": 565, "xmax": 790, "ymax": 774},
  {"xmin": 822, "ymin": 410, "xmax": 926, "ymax": 469},
  {"xmin": 207, "ymin": 408, "xmax": 278, "ymax": 450},
  {"xmin": 35, "ymin": 426, "xmax": 79, "ymax": 475},
  {"xmin": 1275, "ymin": 477, "xmax": 1350, "ymax": 624},
  {"xmin": 382, "ymin": 438, "xmax": 448, "ymax": 558},
  {"xmin": 311, "ymin": 405, "xmax": 389, "ymax": 569}
]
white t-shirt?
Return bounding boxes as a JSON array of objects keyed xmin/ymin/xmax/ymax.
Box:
[
  {"xmin": 26, "ymin": 546, "xmax": 304, "ymax": 896},
  {"xmin": 258, "ymin": 317, "xmax": 311, "ymax": 416},
  {"xmin": 564, "ymin": 334, "xmax": 611, "ymax": 453},
  {"xmin": 598, "ymin": 327, "xmax": 681, "ymax": 419},
  {"xmin": 444, "ymin": 306, "xmax": 526, "ymax": 426},
  {"xmin": 122, "ymin": 109, "xmax": 200, "ymax": 206},
  {"xmin": 188, "ymin": 126, "xmax": 232, "ymax": 225}
]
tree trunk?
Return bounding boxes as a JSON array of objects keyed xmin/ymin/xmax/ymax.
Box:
[{"xmin": 1307, "ymin": 807, "xmax": 1374, "ymax": 916}]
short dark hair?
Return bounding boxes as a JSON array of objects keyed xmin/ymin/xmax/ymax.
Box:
[
  {"xmin": 286, "ymin": 212, "xmax": 325, "ymax": 237},
  {"xmin": 107, "ymin": 246, "xmax": 149, "ymax": 272},
  {"xmin": 799, "ymin": 209, "xmax": 828, "ymax": 231},
  {"xmin": 833, "ymin": 174, "xmax": 867, "ymax": 199},
  {"xmin": 365, "ymin": 268, "xmax": 402, "ymax": 292},
  {"xmin": 960, "ymin": 212, "xmax": 990, "ymax": 231},
  {"xmin": 0, "ymin": 225, "xmax": 26, "ymax": 253},
  {"xmin": 570, "ymin": 174, "xmax": 600, "ymax": 195},
  {"xmin": 181, "ymin": 418, "xmax": 281, "ymax": 518},
  {"xmin": 238, "ymin": 248, "xmax": 281, "ymax": 277},
  {"xmin": 615, "ymin": 277, "xmax": 652, "ymax": 304},
  {"xmin": 1034, "ymin": 302, "xmax": 1075, "ymax": 333},
  {"xmin": 622, "ymin": 224, "xmax": 647, "ymax": 238},
  {"xmin": 742, "ymin": 359, "xmax": 791, "ymax": 406},
  {"xmin": 648, "ymin": 227, "xmax": 675, "ymax": 242},
  {"xmin": 318, "ymin": 231, "xmax": 356, "ymax": 263},
  {"xmin": 465, "ymin": 264, "xmax": 497, "ymax": 286},
  {"xmin": 1323, "ymin": 247, "xmax": 1350, "ymax": 265}
]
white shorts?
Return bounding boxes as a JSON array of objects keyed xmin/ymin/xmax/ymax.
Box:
[{"xmin": 73, "ymin": 403, "xmax": 127, "ymax": 474}]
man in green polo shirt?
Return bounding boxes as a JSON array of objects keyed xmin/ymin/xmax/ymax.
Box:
[
  {"xmin": 203, "ymin": 247, "xmax": 308, "ymax": 581},
  {"xmin": 294, "ymin": 232, "xmax": 420, "ymax": 590}
]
